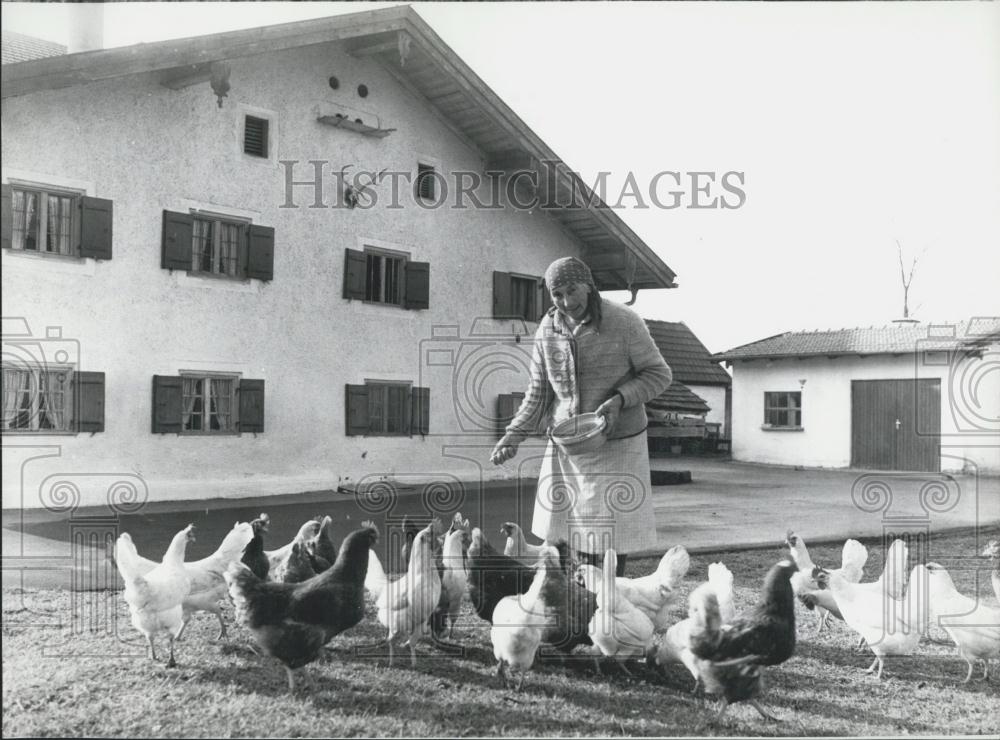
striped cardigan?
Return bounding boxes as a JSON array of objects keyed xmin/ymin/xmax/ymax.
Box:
[{"xmin": 502, "ymin": 298, "xmax": 672, "ymax": 444}]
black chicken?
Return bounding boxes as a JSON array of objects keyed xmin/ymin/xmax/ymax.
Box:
[
  {"xmin": 399, "ymin": 515, "xmax": 422, "ymax": 571},
  {"xmin": 240, "ymin": 513, "xmax": 270, "ymax": 580},
  {"xmin": 225, "ymin": 524, "xmax": 378, "ymax": 691},
  {"xmin": 306, "ymin": 515, "xmax": 338, "ymax": 573},
  {"xmin": 689, "ymin": 559, "xmax": 798, "ymax": 722}
]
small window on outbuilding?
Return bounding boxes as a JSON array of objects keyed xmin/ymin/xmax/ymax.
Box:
[{"xmin": 244, "ymin": 116, "xmax": 269, "ymax": 158}]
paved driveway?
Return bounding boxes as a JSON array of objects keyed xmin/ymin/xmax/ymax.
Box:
[{"xmin": 3, "ymin": 457, "xmax": 997, "ymax": 589}]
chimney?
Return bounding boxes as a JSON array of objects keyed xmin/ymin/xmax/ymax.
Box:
[{"xmin": 66, "ymin": 3, "xmax": 104, "ymax": 54}]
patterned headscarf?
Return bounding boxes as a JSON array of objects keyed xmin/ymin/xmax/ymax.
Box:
[{"xmin": 544, "ymin": 257, "xmax": 595, "ymax": 292}]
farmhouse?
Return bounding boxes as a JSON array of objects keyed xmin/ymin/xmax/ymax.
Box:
[
  {"xmin": 713, "ymin": 318, "xmax": 1000, "ymax": 474},
  {"xmin": 0, "ymin": 7, "xmax": 677, "ymax": 510}
]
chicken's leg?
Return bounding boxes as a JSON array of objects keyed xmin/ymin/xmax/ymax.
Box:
[
  {"xmin": 175, "ymin": 617, "xmax": 190, "ymax": 642},
  {"xmin": 167, "ymin": 636, "xmax": 177, "ymax": 668},
  {"xmin": 496, "ymin": 659, "xmax": 509, "ymax": 689},
  {"xmin": 285, "ymin": 666, "xmax": 297, "ymax": 692},
  {"xmin": 750, "ymin": 700, "xmax": 782, "ymax": 722},
  {"xmin": 516, "ymin": 672, "xmax": 526, "ymax": 692},
  {"xmin": 215, "ymin": 612, "xmax": 228, "ymax": 641},
  {"xmin": 409, "ymin": 639, "xmax": 418, "ymax": 669}
]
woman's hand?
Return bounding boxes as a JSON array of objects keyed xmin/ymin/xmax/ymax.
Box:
[
  {"xmin": 490, "ymin": 440, "xmax": 519, "ymax": 465},
  {"xmin": 595, "ymin": 392, "xmax": 625, "ymax": 436}
]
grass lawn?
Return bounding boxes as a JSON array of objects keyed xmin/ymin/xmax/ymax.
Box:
[{"xmin": 3, "ymin": 526, "xmax": 998, "ymax": 737}]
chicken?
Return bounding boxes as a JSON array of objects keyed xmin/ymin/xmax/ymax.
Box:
[
  {"xmin": 491, "ymin": 545, "xmax": 561, "ymax": 690},
  {"xmin": 273, "ymin": 538, "xmax": 319, "ymax": 585},
  {"xmin": 266, "ymin": 518, "xmax": 321, "ymax": 576},
  {"xmin": 924, "ymin": 561, "xmax": 1000, "ymax": 682},
  {"xmin": 399, "ymin": 515, "xmax": 422, "ymax": 571},
  {"xmin": 686, "ymin": 583, "xmax": 773, "ymax": 723},
  {"xmin": 648, "ymin": 562, "xmax": 735, "ymax": 691},
  {"xmin": 129, "ymin": 521, "xmax": 253, "ymax": 641},
  {"xmin": 983, "ymin": 540, "xmax": 1000, "ymax": 604},
  {"xmin": 501, "ymin": 522, "xmax": 549, "ymax": 565},
  {"xmin": 430, "ymin": 513, "xmax": 471, "ymax": 639},
  {"xmin": 224, "ymin": 524, "xmax": 378, "ymax": 691},
  {"xmin": 240, "ymin": 514, "xmax": 270, "ymax": 580},
  {"xmin": 817, "ymin": 562, "xmax": 927, "ymax": 679},
  {"xmin": 306, "ymin": 515, "xmax": 338, "ymax": 572},
  {"xmin": 114, "ymin": 524, "xmax": 195, "ymax": 667},
  {"xmin": 786, "ymin": 531, "xmax": 867, "ymax": 634},
  {"xmin": 377, "ymin": 519, "xmax": 443, "ymax": 667},
  {"xmin": 577, "ymin": 545, "xmax": 690, "ymax": 630},
  {"xmin": 588, "ymin": 549, "xmax": 656, "ymax": 673}
]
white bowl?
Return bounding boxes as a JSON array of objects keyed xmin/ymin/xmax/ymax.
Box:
[{"xmin": 550, "ymin": 413, "xmax": 608, "ymax": 456}]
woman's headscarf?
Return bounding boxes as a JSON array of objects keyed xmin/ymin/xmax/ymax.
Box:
[{"xmin": 544, "ymin": 257, "xmax": 596, "ymax": 292}]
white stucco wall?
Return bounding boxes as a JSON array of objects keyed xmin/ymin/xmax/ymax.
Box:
[
  {"xmin": 1, "ymin": 41, "xmax": 586, "ymax": 509},
  {"xmin": 728, "ymin": 349, "xmax": 1000, "ymax": 474}
]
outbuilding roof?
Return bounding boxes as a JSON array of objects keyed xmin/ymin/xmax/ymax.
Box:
[
  {"xmin": 1, "ymin": 30, "xmax": 66, "ymax": 65},
  {"xmin": 646, "ymin": 320, "xmax": 732, "ymax": 386},
  {"xmin": 1, "ymin": 6, "xmax": 676, "ymax": 294},
  {"xmin": 713, "ymin": 317, "xmax": 1000, "ymax": 362},
  {"xmin": 647, "ymin": 382, "xmax": 711, "ymax": 415}
]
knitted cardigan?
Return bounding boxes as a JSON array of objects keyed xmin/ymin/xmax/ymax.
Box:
[{"xmin": 502, "ymin": 298, "xmax": 672, "ymax": 444}]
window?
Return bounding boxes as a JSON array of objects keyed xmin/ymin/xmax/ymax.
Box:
[
  {"xmin": 345, "ymin": 382, "xmax": 429, "ymax": 436},
  {"xmin": 764, "ymin": 391, "xmax": 802, "ymax": 428},
  {"xmin": 244, "ymin": 116, "xmax": 269, "ymax": 158},
  {"xmin": 192, "ymin": 216, "xmax": 245, "ymax": 277},
  {"xmin": 368, "ymin": 382, "xmax": 410, "ymax": 435},
  {"xmin": 2, "ymin": 367, "xmax": 73, "ymax": 432},
  {"xmin": 416, "ymin": 163, "xmax": 436, "ymax": 201},
  {"xmin": 510, "ymin": 276, "xmax": 538, "ymax": 322},
  {"xmin": 9, "ymin": 187, "xmax": 77, "ymax": 255},
  {"xmin": 181, "ymin": 374, "xmax": 237, "ymax": 433},
  {"xmin": 493, "ymin": 271, "xmax": 547, "ymax": 321},
  {"xmin": 365, "ymin": 251, "xmax": 405, "ymax": 305}
]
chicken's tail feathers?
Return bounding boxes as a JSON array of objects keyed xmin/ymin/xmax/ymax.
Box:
[
  {"xmin": 883, "ymin": 538, "xmax": 910, "ymax": 599},
  {"xmin": 212, "ymin": 522, "xmax": 255, "ymax": 567},
  {"xmin": 365, "ymin": 548, "xmax": 389, "ymax": 601},
  {"xmin": 707, "ymin": 562, "xmax": 734, "ymax": 597},
  {"xmin": 841, "ymin": 539, "xmax": 869, "ymax": 580},
  {"xmin": 113, "ymin": 533, "xmax": 143, "ymax": 581},
  {"xmin": 656, "ymin": 545, "xmax": 691, "ymax": 588}
]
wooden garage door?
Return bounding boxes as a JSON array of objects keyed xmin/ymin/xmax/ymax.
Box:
[{"xmin": 851, "ymin": 379, "xmax": 940, "ymax": 471}]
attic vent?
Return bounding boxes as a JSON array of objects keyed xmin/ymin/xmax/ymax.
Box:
[
  {"xmin": 416, "ymin": 163, "xmax": 436, "ymax": 201},
  {"xmin": 244, "ymin": 116, "xmax": 269, "ymax": 158}
]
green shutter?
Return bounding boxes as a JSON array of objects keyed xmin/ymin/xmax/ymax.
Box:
[
  {"xmin": 345, "ymin": 384, "xmax": 370, "ymax": 436},
  {"xmin": 161, "ymin": 211, "xmax": 193, "ymax": 270},
  {"xmin": 343, "ymin": 248, "xmax": 366, "ymax": 300},
  {"xmin": 239, "ymin": 378, "xmax": 265, "ymax": 433},
  {"xmin": 493, "ymin": 271, "xmax": 512, "ymax": 318},
  {"xmin": 247, "ymin": 225, "xmax": 274, "ymax": 281},
  {"xmin": 410, "ymin": 386, "xmax": 430, "ymax": 435},
  {"xmin": 151, "ymin": 375, "xmax": 183, "ymax": 433},
  {"xmin": 404, "ymin": 261, "xmax": 430, "ymax": 310},
  {"xmin": 1, "ymin": 184, "xmax": 11, "ymax": 251},
  {"xmin": 75, "ymin": 371, "xmax": 106, "ymax": 433},
  {"xmin": 78, "ymin": 197, "xmax": 113, "ymax": 260}
]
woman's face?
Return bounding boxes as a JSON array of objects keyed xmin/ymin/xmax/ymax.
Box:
[{"xmin": 550, "ymin": 281, "xmax": 591, "ymax": 321}]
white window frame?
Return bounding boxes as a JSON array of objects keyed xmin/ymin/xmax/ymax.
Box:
[
  {"xmin": 363, "ymin": 245, "xmax": 409, "ymax": 307},
  {"xmin": 190, "ymin": 212, "xmax": 250, "ymax": 278},
  {"xmin": 1, "ymin": 365, "xmax": 75, "ymax": 433},
  {"xmin": 7, "ymin": 184, "xmax": 84, "ymax": 258},
  {"xmin": 179, "ymin": 371, "xmax": 240, "ymax": 435},
  {"xmin": 364, "ymin": 379, "xmax": 412, "ymax": 437},
  {"xmin": 763, "ymin": 391, "xmax": 802, "ymax": 429}
]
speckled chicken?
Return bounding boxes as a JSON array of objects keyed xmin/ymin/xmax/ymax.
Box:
[
  {"xmin": 266, "ymin": 518, "xmax": 320, "ymax": 577},
  {"xmin": 224, "ymin": 524, "xmax": 378, "ymax": 691}
]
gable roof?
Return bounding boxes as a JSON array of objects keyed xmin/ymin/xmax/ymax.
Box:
[
  {"xmin": 1, "ymin": 30, "xmax": 66, "ymax": 65},
  {"xmin": 713, "ymin": 317, "xmax": 1000, "ymax": 362},
  {"xmin": 647, "ymin": 382, "xmax": 711, "ymax": 415},
  {"xmin": 0, "ymin": 6, "xmax": 676, "ymax": 294},
  {"xmin": 646, "ymin": 320, "xmax": 732, "ymax": 386}
]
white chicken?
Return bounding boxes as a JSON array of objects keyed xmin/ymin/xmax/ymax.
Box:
[
  {"xmin": 820, "ymin": 562, "xmax": 928, "ymax": 679},
  {"xmin": 649, "ymin": 562, "xmax": 735, "ymax": 691},
  {"xmin": 982, "ymin": 540, "xmax": 1000, "ymax": 604},
  {"xmin": 376, "ymin": 519, "xmax": 442, "ymax": 667},
  {"xmin": 437, "ymin": 514, "xmax": 471, "ymax": 638},
  {"xmin": 924, "ymin": 561, "xmax": 1000, "ymax": 682},
  {"xmin": 491, "ymin": 545, "xmax": 560, "ymax": 690},
  {"xmin": 500, "ymin": 522, "xmax": 549, "ymax": 565},
  {"xmin": 787, "ymin": 531, "xmax": 868, "ymax": 634},
  {"xmin": 129, "ymin": 521, "xmax": 253, "ymax": 641},
  {"xmin": 588, "ymin": 549, "xmax": 656, "ymax": 673},
  {"xmin": 577, "ymin": 545, "xmax": 690, "ymax": 631},
  {"xmin": 115, "ymin": 524, "xmax": 195, "ymax": 666},
  {"xmin": 265, "ymin": 518, "xmax": 322, "ymax": 576}
]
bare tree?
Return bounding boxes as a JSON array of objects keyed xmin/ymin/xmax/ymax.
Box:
[{"xmin": 896, "ymin": 240, "xmax": 925, "ymax": 319}]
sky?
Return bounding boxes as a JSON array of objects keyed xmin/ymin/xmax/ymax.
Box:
[{"xmin": 3, "ymin": 1, "xmax": 998, "ymax": 355}]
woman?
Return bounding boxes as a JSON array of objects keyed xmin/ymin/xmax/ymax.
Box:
[{"xmin": 490, "ymin": 256, "xmax": 672, "ymax": 576}]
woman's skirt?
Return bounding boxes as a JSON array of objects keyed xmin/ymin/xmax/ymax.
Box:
[{"xmin": 531, "ymin": 431, "xmax": 659, "ymax": 556}]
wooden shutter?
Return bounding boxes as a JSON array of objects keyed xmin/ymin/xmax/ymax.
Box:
[
  {"xmin": 238, "ymin": 378, "xmax": 265, "ymax": 433},
  {"xmin": 343, "ymin": 249, "xmax": 366, "ymax": 300},
  {"xmin": 404, "ymin": 261, "xmax": 430, "ymax": 310},
  {"xmin": 75, "ymin": 371, "xmax": 106, "ymax": 433},
  {"xmin": 345, "ymin": 384, "xmax": 370, "ymax": 436},
  {"xmin": 78, "ymin": 196, "xmax": 113, "ymax": 260},
  {"xmin": 493, "ymin": 271, "xmax": 512, "ymax": 318},
  {"xmin": 539, "ymin": 280, "xmax": 553, "ymax": 320},
  {"xmin": 496, "ymin": 392, "xmax": 524, "ymax": 437},
  {"xmin": 410, "ymin": 386, "xmax": 430, "ymax": 435},
  {"xmin": 151, "ymin": 375, "xmax": 183, "ymax": 433},
  {"xmin": 161, "ymin": 211, "xmax": 193, "ymax": 270},
  {"xmin": 0, "ymin": 184, "xmax": 11, "ymax": 251},
  {"xmin": 246, "ymin": 225, "xmax": 274, "ymax": 281}
]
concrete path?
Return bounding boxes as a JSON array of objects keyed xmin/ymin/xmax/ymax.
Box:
[{"xmin": 3, "ymin": 456, "xmax": 998, "ymax": 590}]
